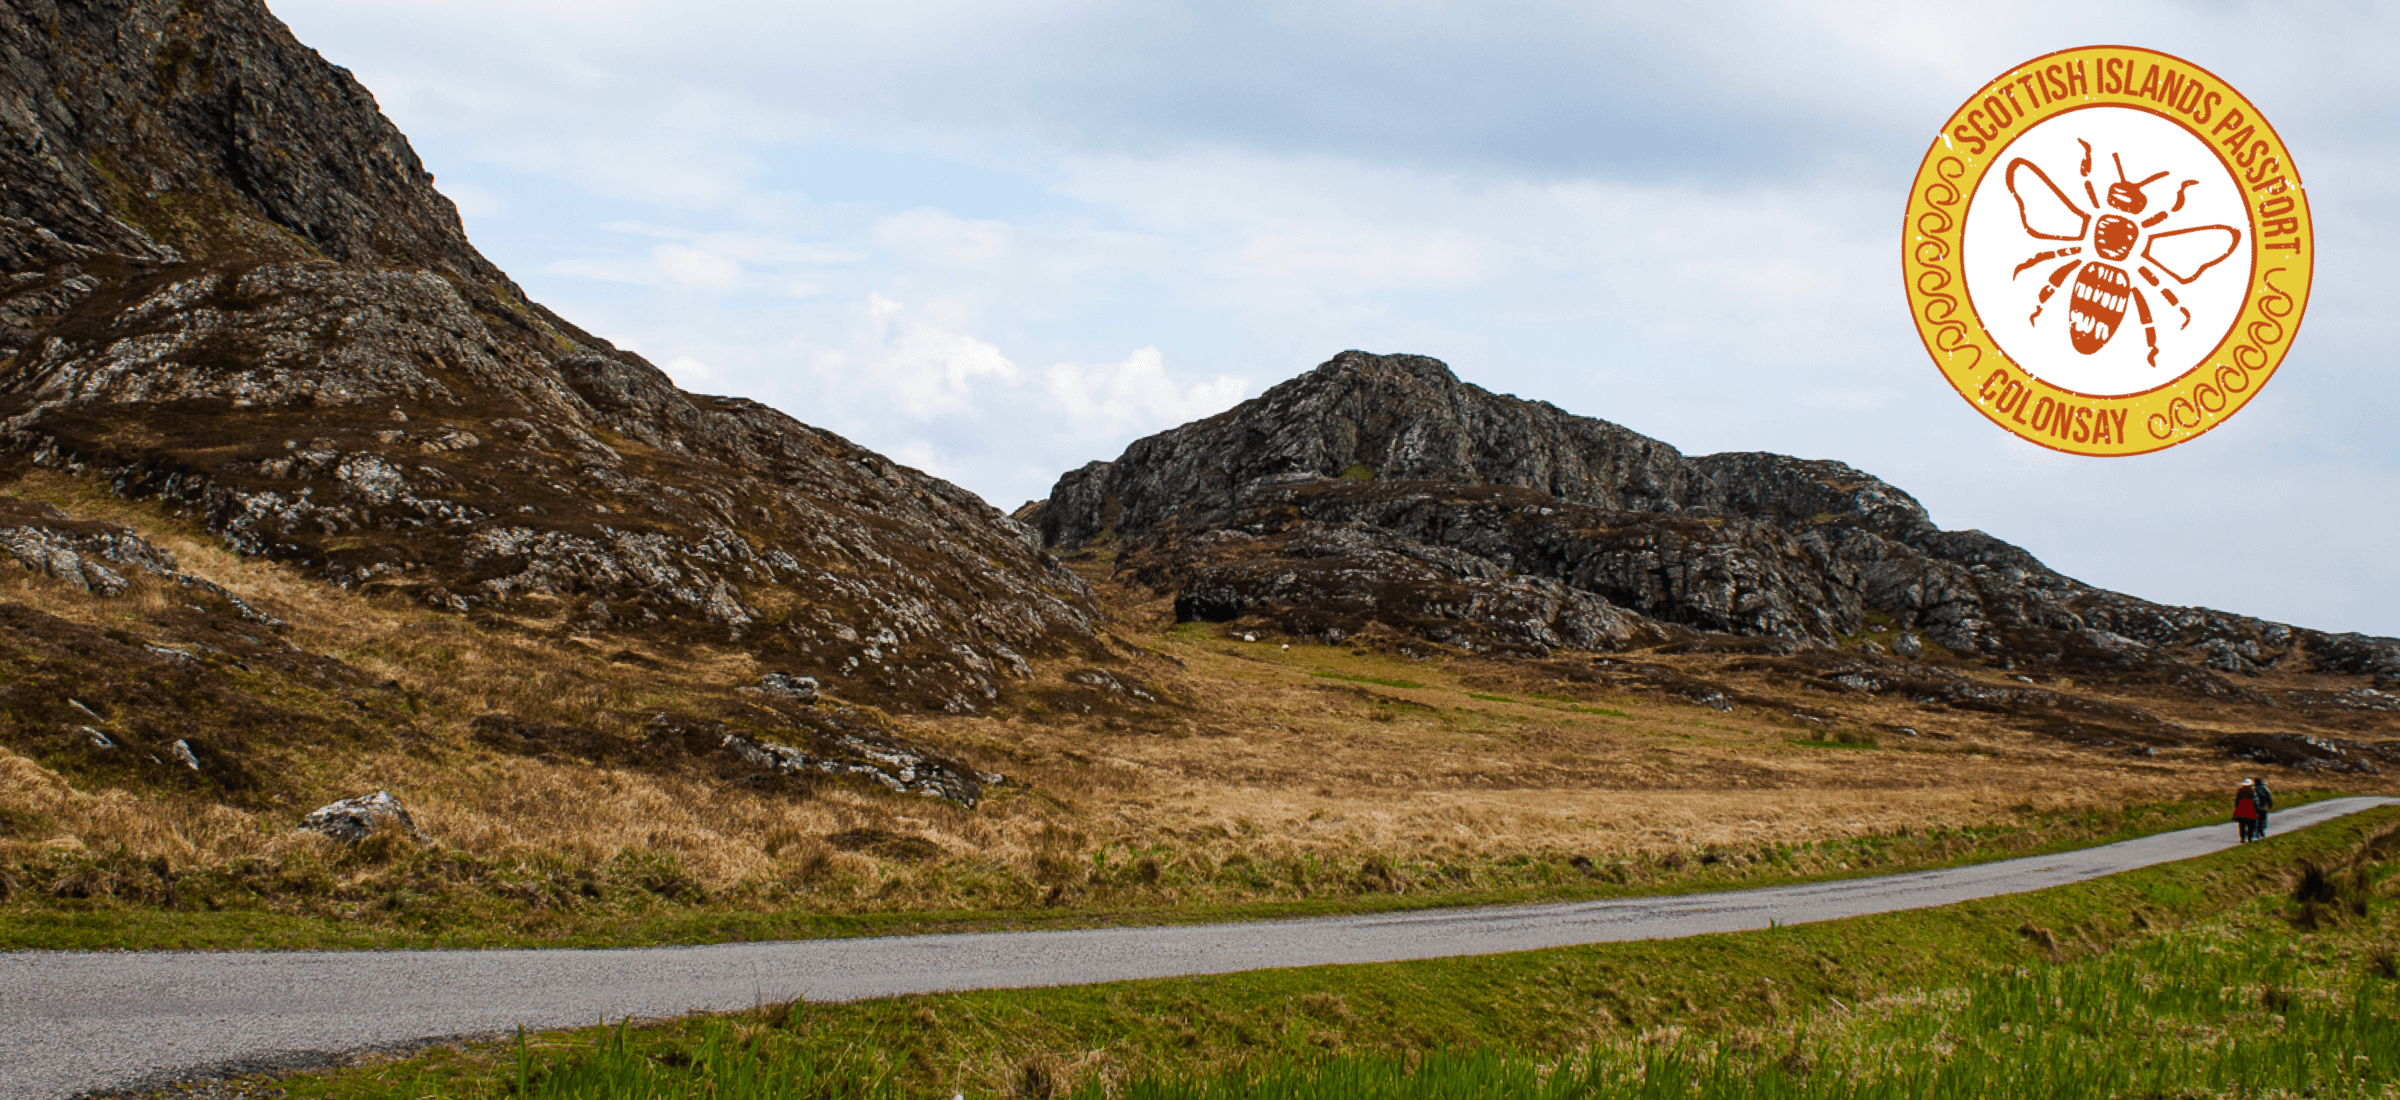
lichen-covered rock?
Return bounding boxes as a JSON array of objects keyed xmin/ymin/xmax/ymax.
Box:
[
  {"xmin": 0, "ymin": 0, "xmax": 1104, "ymax": 714},
  {"xmin": 1, "ymin": 493, "xmax": 282, "ymax": 623},
  {"xmin": 721, "ymin": 730, "xmax": 991, "ymax": 807},
  {"xmin": 299, "ymin": 790, "xmax": 418, "ymax": 842},
  {"xmin": 754, "ymin": 673, "xmax": 820, "ymax": 702},
  {"xmin": 1035, "ymin": 351, "xmax": 1694, "ymax": 550}
]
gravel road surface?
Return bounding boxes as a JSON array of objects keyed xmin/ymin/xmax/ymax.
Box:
[{"xmin": 5, "ymin": 796, "xmax": 2390, "ymax": 1099}]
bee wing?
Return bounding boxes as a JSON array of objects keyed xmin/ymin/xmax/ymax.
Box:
[
  {"xmin": 2142, "ymin": 225, "xmax": 2243, "ymax": 284},
  {"xmin": 2005, "ymin": 158, "xmax": 2089, "ymax": 241}
]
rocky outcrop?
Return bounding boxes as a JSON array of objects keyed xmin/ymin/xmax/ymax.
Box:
[
  {"xmin": 1040, "ymin": 351, "xmax": 2400, "ymax": 684},
  {"xmin": 1152, "ymin": 509, "xmax": 1644, "ymax": 655},
  {"xmin": 749, "ymin": 673, "xmax": 821, "ymax": 703},
  {"xmin": 467, "ymin": 705, "xmax": 994, "ymax": 808},
  {"xmin": 1034, "ymin": 352, "xmax": 1694, "ymax": 547},
  {"xmin": 2, "ymin": 492, "xmax": 281, "ymax": 623},
  {"xmin": 721, "ymin": 729, "xmax": 995, "ymax": 808},
  {"xmin": 0, "ymin": 0, "xmax": 501, "ymax": 282},
  {"xmin": 299, "ymin": 790, "xmax": 419, "ymax": 843},
  {"xmin": 2, "ymin": 493, "xmax": 176, "ymax": 596},
  {"xmin": 0, "ymin": 0, "xmax": 1101, "ymax": 714},
  {"xmin": 2216, "ymin": 732, "xmax": 2396, "ymax": 775}
]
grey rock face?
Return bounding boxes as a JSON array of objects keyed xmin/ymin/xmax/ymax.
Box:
[
  {"xmin": 1041, "ymin": 351, "xmax": 2400, "ymax": 687},
  {"xmin": 721, "ymin": 729, "xmax": 991, "ymax": 807},
  {"xmin": 1, "ymin": 494, "xmax": 176, "ymax": 595},
  {"xmin": 1036, "ymin": 352, "xmax": 1694, "ymax": 549},
  {"xmin": 0, "ymin": 0, "xmax": 499, "ymax": 282},
  {"xmin": 299, "ymin": 790, "xmax": 418, "ymax": 843},
  {"xmin": 0, "ymin": 0, "xmax": 1103, "ymax": 714},
  {"xmin": 754, "ymin": 673, "xmax": 821, "ymax": 703},
  {"xmin": 2, "ymin": 493, "xmax": 282, "ymax": 623}
]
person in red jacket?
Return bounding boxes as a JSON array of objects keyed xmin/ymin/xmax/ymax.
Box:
[{"xmin": 2233, "ymin": 779, "xmax": 2261, "ymax": 842}]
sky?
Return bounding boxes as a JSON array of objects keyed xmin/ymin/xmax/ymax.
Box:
[{"xmin": 269, "ymin": 0, "xmax": 2400, "ymax": 639}]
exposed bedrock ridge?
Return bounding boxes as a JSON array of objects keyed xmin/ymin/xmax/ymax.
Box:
[{"xmin": 1033, "ymin": 350, "xmax": 2398, "ymax": 678}]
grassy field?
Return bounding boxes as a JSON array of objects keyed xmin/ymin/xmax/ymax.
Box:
[{"xmin": 227, "ymin": 807, "xmax": 2400, "ymax": 1099}]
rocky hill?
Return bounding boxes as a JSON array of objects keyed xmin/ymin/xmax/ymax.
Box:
[
  {"xmin": 0, "ymin": 0, "xmax": 1100, "ymax": 719},
  {"xmin": 1027, "ymin": 352, "xmax": 2400, "ymax": 697}
]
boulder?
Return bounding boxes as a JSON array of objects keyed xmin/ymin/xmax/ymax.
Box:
[
  {"xmin": 757, "ymin": 673, "xmax": 820, "ymax": 702},
  {"xmin": 299, "ymin": 790, "xmax": 419, "ymax": 843}
]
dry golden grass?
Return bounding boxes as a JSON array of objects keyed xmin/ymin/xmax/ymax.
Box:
[{"xmin": 2, "ymin": 467, "xmax": 2395, "ymax": 932}]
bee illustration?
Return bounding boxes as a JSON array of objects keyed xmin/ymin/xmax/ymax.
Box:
[{"xmin": 2004, "ymin": 141, "xmax": 2242, "ymax": 367}]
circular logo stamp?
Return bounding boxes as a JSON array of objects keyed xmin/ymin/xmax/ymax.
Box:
[{"xmin": 1903, "ymin": 46, "xmax": 2311, "ymax": 454}]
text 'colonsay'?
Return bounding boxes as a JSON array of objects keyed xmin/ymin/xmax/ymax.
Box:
[{"xmin": 1903, "ymin": 46, "xmax": 2312, "ymax": 454}]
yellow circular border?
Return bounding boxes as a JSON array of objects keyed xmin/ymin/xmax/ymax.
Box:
[{"xmin": 1903, "ymin": 45, "xmax": 2312, "ymax": 455}]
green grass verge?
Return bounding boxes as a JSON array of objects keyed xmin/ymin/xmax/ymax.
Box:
[
  {"xmin": 0, "ymin": 794, "xmax": 2309, "ymax": 952},
  {"xmin": 248, "ymin": 806, "xmax": 2400, "ymax": 1099},
  {"xmin": 1079, "ymin": 923, "xmax": 2400, "ymax": 1099}
]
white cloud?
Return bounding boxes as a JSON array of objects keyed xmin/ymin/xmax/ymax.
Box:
[
  {"xmin": 817, "ymin": 294, "xmax": 1021, "ymax": 420},
  {"xmin": 1045, "ymin": 347, "xmax": 1247, "ymax": 441}
]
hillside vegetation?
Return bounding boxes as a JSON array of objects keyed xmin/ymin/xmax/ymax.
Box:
[{"xmin": 4, "ymin": 462, "xmax": 2392, "ymax": 948}]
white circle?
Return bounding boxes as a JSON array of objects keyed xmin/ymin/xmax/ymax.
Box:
[{"xmin": 1963, "ymin": 106, "xmax": 2252, "ymax": 397}]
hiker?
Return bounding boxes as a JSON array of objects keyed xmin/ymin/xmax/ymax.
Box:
[
  {"xmin": 2233, "ymin": 778, "xmax": 2260, "ymax": 843},
  {"xmin": 2252, "ymin": 776, "xmax": 2275, "ymax": 839}
]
